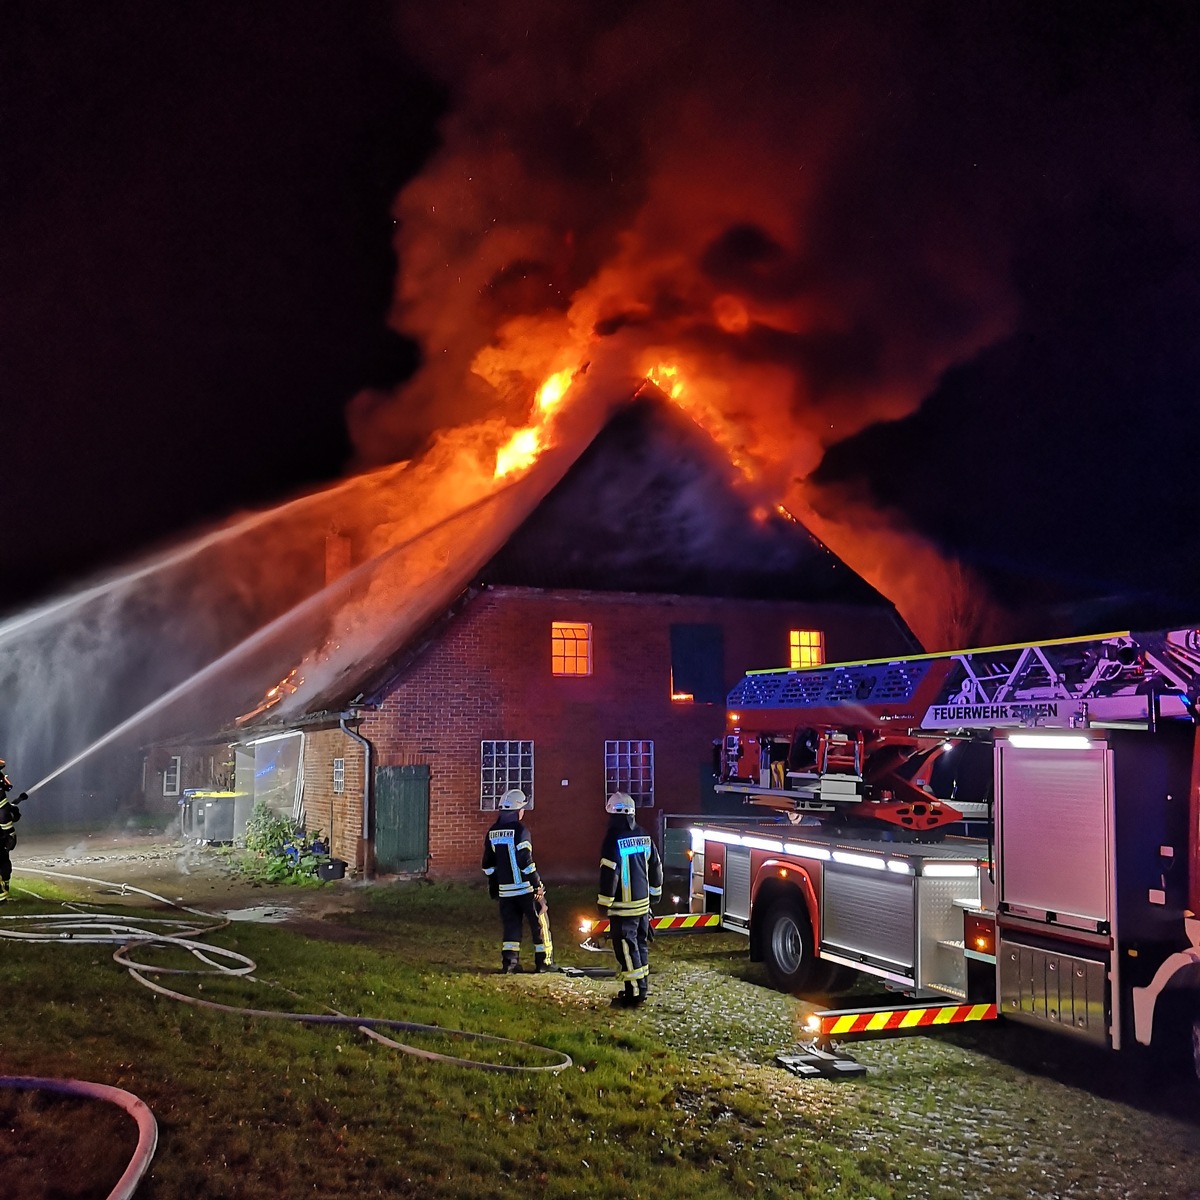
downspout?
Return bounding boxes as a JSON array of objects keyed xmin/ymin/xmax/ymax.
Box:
[{"xmin": 339, "ymin": 714, "xmax": 373, "ymax": 873}]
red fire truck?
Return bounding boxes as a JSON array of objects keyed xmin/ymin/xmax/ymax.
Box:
[{"xmin": 686, "ymin": 628, "xmax": 1200, "ymax": 1072}]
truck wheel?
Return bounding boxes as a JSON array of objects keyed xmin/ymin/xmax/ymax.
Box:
[{"xmin": 762, "ymin": 894, "xmax": 817, "ymax": 994}]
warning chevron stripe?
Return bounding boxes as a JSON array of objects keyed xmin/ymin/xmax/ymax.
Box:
[
  {"xmin": 818, "ymin": 1003, "xmax": 997, "ymax": 1039},
  {"xmin": 587, "ymin": 912, "xmax": 722, "ymax": 936}
]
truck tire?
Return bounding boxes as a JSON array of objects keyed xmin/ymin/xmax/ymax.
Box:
[{"xmin": 762, "ymin": 894, "xmax": 818, "ymax": 994}]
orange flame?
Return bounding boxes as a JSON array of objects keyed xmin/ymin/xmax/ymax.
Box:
[{"xmin": 494, "ymin": 368, "xmax": 580, "ymax": 479}]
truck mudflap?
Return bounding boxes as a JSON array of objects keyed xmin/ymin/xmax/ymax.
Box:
[{"xmin": 804, "ymin": 999, "xmax": 998, "ymax": 1044}]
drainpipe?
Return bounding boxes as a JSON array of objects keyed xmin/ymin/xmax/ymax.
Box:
[{"xmin": 339, "ymin": 713, "xmax": 373, "ymax": 874}]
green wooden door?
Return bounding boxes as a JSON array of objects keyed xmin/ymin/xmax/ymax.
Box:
[{"xmin": 374, "ymin": 764, "xmax": 430, "ymax": 874}]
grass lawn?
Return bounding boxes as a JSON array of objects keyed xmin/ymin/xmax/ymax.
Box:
[{"xmin": 3, "ymin": 874, "xmax": 1199, "ymax": 1200}]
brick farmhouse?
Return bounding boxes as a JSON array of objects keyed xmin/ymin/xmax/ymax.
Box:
[{"xmin": 146, "ymin": 397, "xmax": 917, "ymax": 880}]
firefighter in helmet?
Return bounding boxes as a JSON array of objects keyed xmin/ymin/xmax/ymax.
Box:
[
  {"xmin": 0, "ymin": 760, "xmax": 28, "ymax": 903},
  {"xmin": 597, "ymin": 791, "xmax": 663, "ymax": 1007},
  {"xmin": 481, "ymin": 788, "xmax": 553, "ymax": 973}
]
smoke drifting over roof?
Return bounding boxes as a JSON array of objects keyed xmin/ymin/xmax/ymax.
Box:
[
  {"xmin": 355, "ymin": 3, "xmax": 1013, "ymax": 461},
  {"xmin": 345, "ymin": 3, "xmax": 1200, "ymax": 647}
]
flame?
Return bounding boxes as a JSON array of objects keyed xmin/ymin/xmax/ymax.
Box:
[
  {"xmin": 236, "ymin": 668, "xmax": 302, "ymax": 725},
  {"xmin": 537, "ymin": 368, "xmax": 574, "ymax": 413},
  {"xmin": 646, "ymin": 362, "xmax": 685, "ymax": 400},
  {"xmin": 493, "ymin": 367, "xmax": 580, "ymax": 478}
]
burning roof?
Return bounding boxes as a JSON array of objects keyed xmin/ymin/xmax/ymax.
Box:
[{"xmin": 246, "ymin": 387, "xmax": 909, "ymax": 724}]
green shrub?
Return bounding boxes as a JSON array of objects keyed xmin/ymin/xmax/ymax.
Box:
[{"xmin": 240, "ymin": 801, "xmax": 331, "ymax": 884}]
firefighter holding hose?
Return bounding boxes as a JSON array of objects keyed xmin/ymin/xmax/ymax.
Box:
[
  {"xmin": 597, "ymin": 792, "xmax": 663, "ymax": 1007},
  {"xmin": 0, "ymin": 760, "xmax": 28, "ymax": 903},
  {"xmin": 481, "ymin": 788, "xmax": 554, "ymax": 973}
]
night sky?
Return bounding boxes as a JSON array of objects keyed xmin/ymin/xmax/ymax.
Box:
[{"xmin": 4, "ymin": 2, "xmax": 1200, "ymax": 636}]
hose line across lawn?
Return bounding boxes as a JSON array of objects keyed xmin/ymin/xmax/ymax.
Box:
[{"xmin": 0, "ymin": 869, "xmax": 574, "ymax": 1198}]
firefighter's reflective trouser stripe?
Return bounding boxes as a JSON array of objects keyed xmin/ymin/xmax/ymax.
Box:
[
  {"xmin": 610, "ymin": 913, "xmax": 650, "ymax": 994},
  {"xmin": 498, "ymin": 893, "xmax": 551, "ymax": 968}
]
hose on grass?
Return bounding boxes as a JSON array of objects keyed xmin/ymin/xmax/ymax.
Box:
[
  {"xmin": 0, "ymin": 1075, "xmax": 158, "ymax": 1200},
  {"xmin": 1, "ymin": 868, "xmax": 574, "ymax": 1195},
  {"xmin": 2, "ymin": 869, "xmax": 574, "ymax": 1072}
]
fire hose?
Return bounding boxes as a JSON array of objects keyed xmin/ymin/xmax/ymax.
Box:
[
  {"xmin": 0, "ymin": 869, "xmax": 574, "ymax": 1198},
  {"xmin": 0, "ymin": 1075, "xmax": 157, "ymax": 1200}
]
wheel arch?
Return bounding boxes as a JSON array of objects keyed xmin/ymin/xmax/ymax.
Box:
[{"xmin": 749, "ymin": 859, "xmax": 819, "ymax": 964}]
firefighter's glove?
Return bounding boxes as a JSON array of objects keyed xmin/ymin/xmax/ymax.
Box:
[
  {"xmin": 3, "ymin": 832, "xmax": 15, "ymax": 853},
  {"xmin": 9, "ymin": 805, "xmax": 19, "ymax": 823}
]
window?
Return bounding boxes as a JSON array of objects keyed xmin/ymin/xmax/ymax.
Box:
[
  {"xmin": 552, "ymin": 621, "xmax": 592, "ymax": 676},
  {"xmin": 332, "ymin": 757, "xmax": 345, "ymax": 794},
  {"xmin": 481, "ymin": 740, "xmax": 534, "ymax": 810},
  {"xmin": 789, "ymin": 629, "xmax": 826, "ymax": 670},
  {"xmin": 605, "ymin": 740, "xmax": 654, "ymax": 807},
  {"xmin": 163, "ymin": 755, "xmax": 181, "ymax": 798},
  {"xmin": 669, "ymin": 623, "xmax": 725, "ymax": 704}
]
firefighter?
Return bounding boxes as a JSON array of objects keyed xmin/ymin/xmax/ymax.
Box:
[
  {"xmin": 481, "ymin": 788, "xmax": 553, "ymax": 974},
  {"xmin": 0, "ymin": 761, "xmax": 27, "ymax": 903},
  {"xmin": 597, "ymin": 791, "xmax": 663, "ymax": 1007}
]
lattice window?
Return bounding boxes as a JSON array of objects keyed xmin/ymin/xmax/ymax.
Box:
[
  {"xmin": 552, "ymin": 622, "xmax": 592, "ymax": 676},
  {"xmin": 604, "ymin": 740, "xmax": 654, "ymax": 807},
  {"xmin": 481, "ymin": 740, "xmax": 534, "ymax": 811},
  {"xmin": 789, "ymin": 629, "xmax": 826, "ymax": 670},
  {"xmin": 332, "ymin": 757, "xmax": 345, "ymax": 795}
]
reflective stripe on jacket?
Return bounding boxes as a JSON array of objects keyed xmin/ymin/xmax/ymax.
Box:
[
  {"xmin": 597, "ymin": 815, "xmax": 663, "ymax": 917},
  {"xmin": 481, "ymin": 815, "xmax": 541, "ymax": 897}
]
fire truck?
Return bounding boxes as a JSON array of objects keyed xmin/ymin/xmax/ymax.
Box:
[{"xmin": 686, "ymin": 627, "xmax": 1200, "ymax": 1072}]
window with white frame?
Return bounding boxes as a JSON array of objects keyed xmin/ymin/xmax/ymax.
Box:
[
  {"xmin": 789, "ymin": 629, "xmax": 826, "ymax": 670},
  {"xmin": 162, "ymin": 755, "xmax": 182, "ymax": 797},
  {"xmin": 481, "ymin": 740, "xmax": 534, "ymax": 810},
  {"xmin": 552, "ymin": 621, "xmax": 592, "ymax": 676},
  {"xmin": 332, "ymin": 757, "xmax": 345, "ymax": 794},
  {"xmin": 604, "ymin": 740, "xmax": 654, "ymax": 807}
]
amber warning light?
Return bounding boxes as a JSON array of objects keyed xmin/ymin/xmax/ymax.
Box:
[{"xmin": 964, "ymin": 912, "xmax": 996, "ymax": 960}]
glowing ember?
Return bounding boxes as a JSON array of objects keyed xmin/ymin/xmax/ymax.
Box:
[{"xmin": 237, "ymin": 668, "xmax": 302, "ymax": 724}]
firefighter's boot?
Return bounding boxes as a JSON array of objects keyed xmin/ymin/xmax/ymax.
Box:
[{"xmin": 0, "ymin": 879, "xmax": 9, "ymax": 902}]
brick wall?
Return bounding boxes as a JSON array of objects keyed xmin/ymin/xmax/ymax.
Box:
[
  {"xmin": 300, "ymin": 726, "xmax": 366, "ymax": 870},
  {"xmin": 357, "ymin": 586, "xmax": 912, "ymax": 880}
]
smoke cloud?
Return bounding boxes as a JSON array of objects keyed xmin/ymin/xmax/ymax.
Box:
[{"xmin": 341, "ymin": 2, "xmax": 1042, "ymax": 645}]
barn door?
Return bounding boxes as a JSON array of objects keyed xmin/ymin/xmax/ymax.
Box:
[{"xmin": 374, "ymin": 764, "xmax": 430, "ymax": 874}]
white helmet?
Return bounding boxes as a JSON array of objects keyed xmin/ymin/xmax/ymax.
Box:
[
  {"xmin": 499, "ymin": 788, "xmax": 528, "ymax": 810},
  {"xmin": 605, "ymin": 791, "xmax": 635, "ymax": 814}
]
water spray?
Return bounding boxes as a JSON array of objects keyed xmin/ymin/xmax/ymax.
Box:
[
  {"xmin": 0, "ymin": 459, "xmax": 414, "ymax": 648},
  {"xmin": 23, "ymin": 477, "xmax": 528, "ymax": 796}
]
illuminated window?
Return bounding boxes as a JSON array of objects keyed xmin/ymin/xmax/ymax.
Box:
[
  {"xmin": 332, "ymin": 757, "xmax": 345, "ymax": 795},
  {"xmin": 481, "ymin": 740, "xmax": 534, "ymax": 811},
  {"xmin": 605, "ymin": 740, "xmax": 654, "ymax": 807},
  {"xmin": 789, "ymin": 629, "xmax": 826, "ymax": 669},
  {"xmin": 162, "ymin": 755, "xmax": 181, "ymax": 797},
  {"xmin": 552, "ymin": 622, "xmax": 592, "ymax": 676}
]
